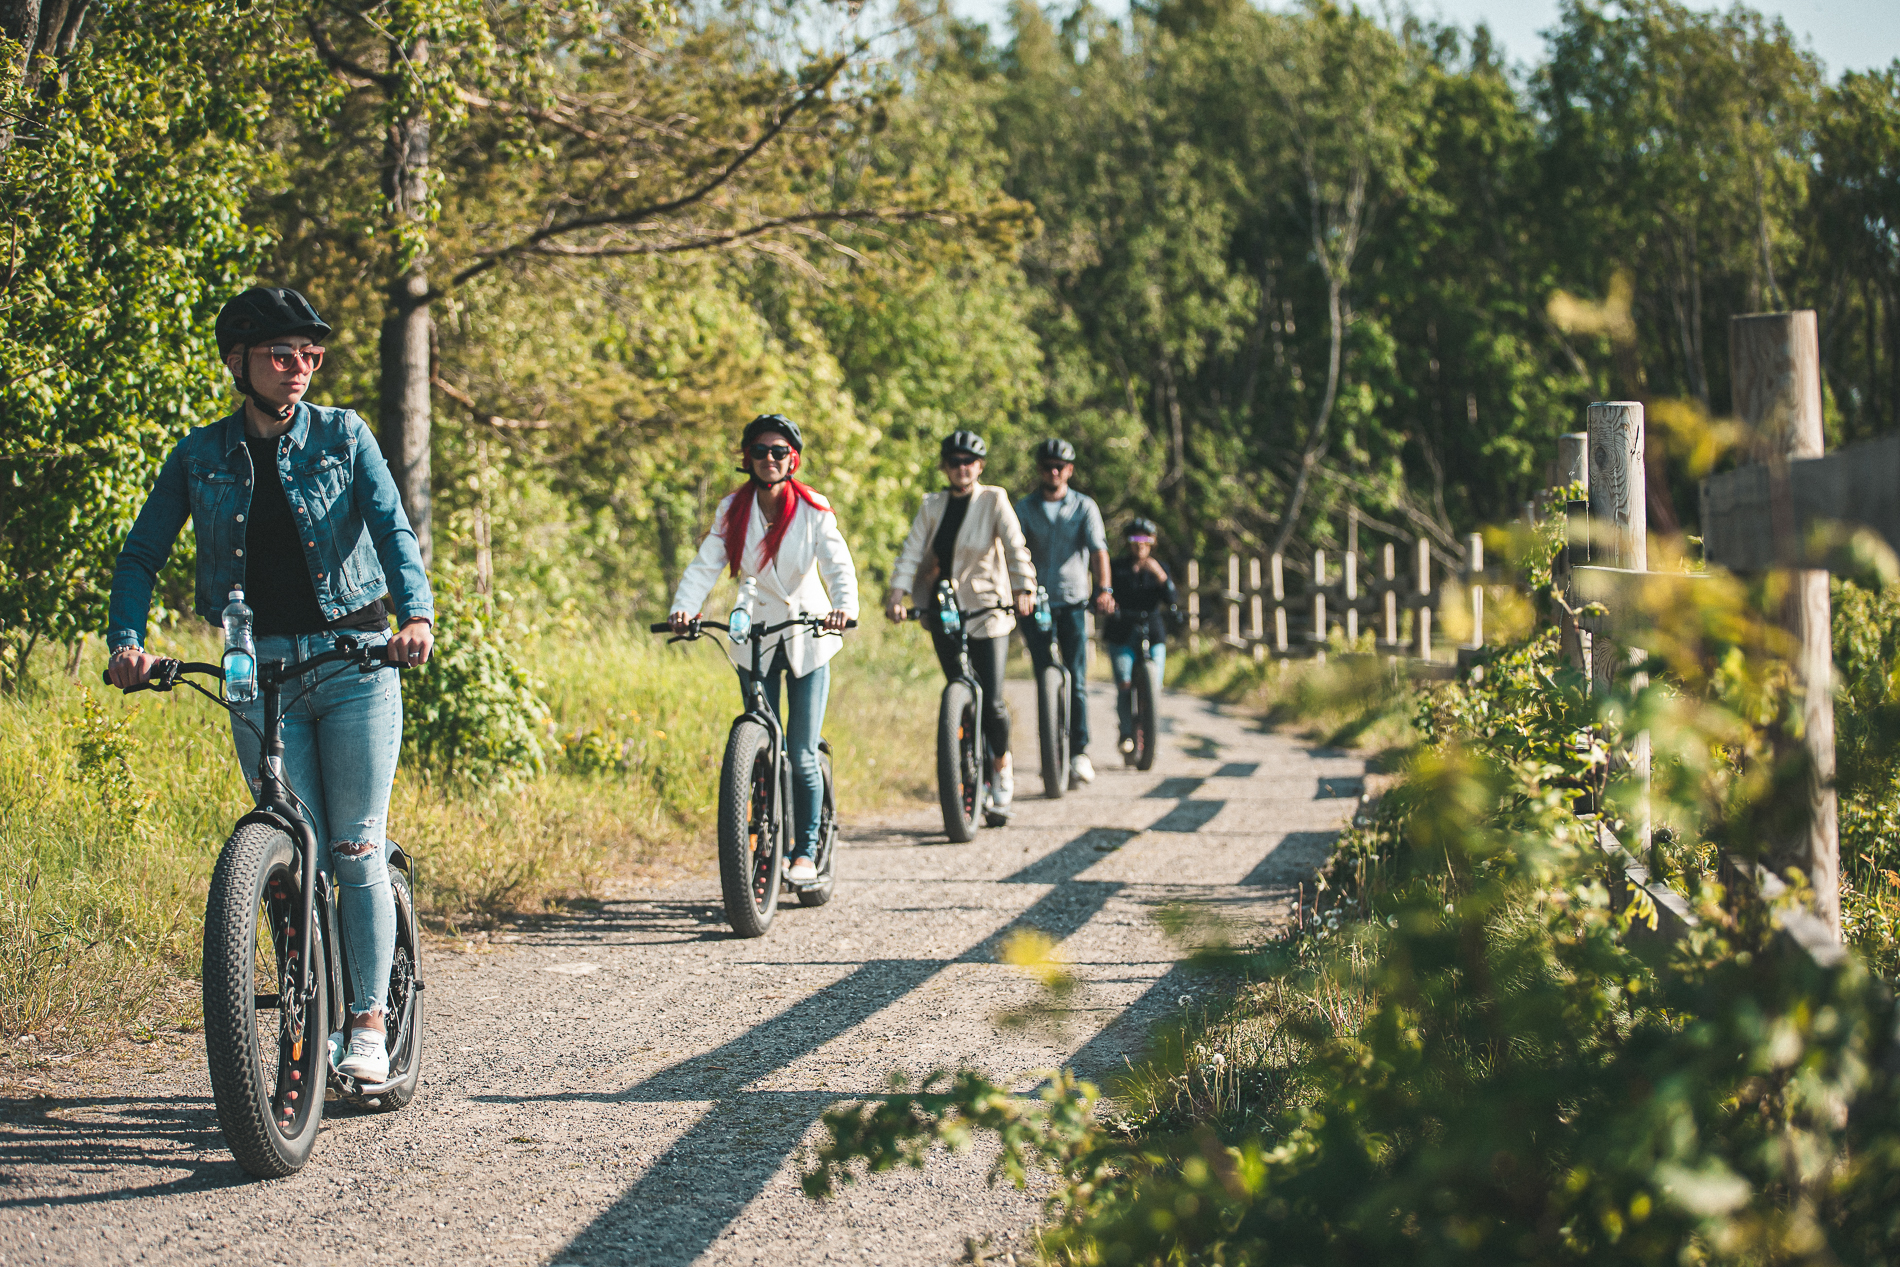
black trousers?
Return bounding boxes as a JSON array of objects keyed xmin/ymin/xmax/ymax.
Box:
[{"xmin": 931, "ymin": 630, "xmax": 1011, "ymax": 758}]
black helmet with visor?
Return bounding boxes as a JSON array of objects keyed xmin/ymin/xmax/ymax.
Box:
[
  {"xmin": 215, "ymin": 287, "xmax": 331, "ymax": 422},
  {"xmin": 1035, "ymin": 438, "xmax": 1076, "ymax": 465},
  {"xmin": 940, "ymin": 430, "xmax": 988, "ymax": 461},
  {"xmin": 742, "ymin": 413, "xmax": 804, "ymax": 454}
]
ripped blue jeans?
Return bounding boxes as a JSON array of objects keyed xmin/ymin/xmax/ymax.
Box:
[{"xmin": 230, "ymin": 630, "xmax": 401, "ymax": 1019}]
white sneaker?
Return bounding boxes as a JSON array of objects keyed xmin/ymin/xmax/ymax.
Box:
[
  {"xmin": 786, "ymin": 855, "xmax": 818, "ymax": 885},
  {"xmin": 991, "ymin": 763, "xmax": 1014, "ymax": 809},
  {"xmin": 1070, "ymin": 753, "xmax": 1095, "ymax": 785},
  {"xmin": 337, "ymin": 1026, "xmax": 389, "ymax": 1084}
]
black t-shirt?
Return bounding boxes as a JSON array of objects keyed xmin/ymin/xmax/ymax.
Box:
[
  {"xmin": 243, "ymin": 435, "xmax": 387, "ymax": 636},
  {"xmin": 1103, "ymin": 553, "xmax": 1178, "ymax": 645},
  {"xmin": 932, "ymin": 492, "xmax": 971, "ymax": 583}
]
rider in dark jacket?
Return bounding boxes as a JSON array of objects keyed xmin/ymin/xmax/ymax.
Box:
[{"xmin": 1102, "ymin": 518, "xmax": 1178, "ymax": 758}]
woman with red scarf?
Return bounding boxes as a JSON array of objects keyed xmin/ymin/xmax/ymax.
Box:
[{"xmin": 669, "ymin": 415, "xmax": 860, "ymax": 883}]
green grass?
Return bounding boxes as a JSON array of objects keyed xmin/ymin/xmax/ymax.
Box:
[{"xmin": 1, "ymin": 617, "xmax": 942, "ymax": 1048}]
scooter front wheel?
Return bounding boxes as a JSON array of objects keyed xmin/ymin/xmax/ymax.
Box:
[
  {"xmin": 937, "ymin": 681, "xmax": 982, "ymax": 842},
  {"xmin": 718, "ymin": 719, "xmax": 782, "ymax": 936},
  {"xmin": 202, "ymin": 821, "xmax": 329, "ymax": 1178}
]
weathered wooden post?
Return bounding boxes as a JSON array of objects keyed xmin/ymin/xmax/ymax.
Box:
[
  {"xmin": 1733, "ymin": 310, "xmax": 1839, "ymax": 937},
  {"xmin": 1589, "ymin": 401, "xmax": 1650, "ymax": 850},
  {"xmin": 1345, "ymin": 548, "xmax": 1360, "ymax": 644},
  {"xmin": 1248, "ymin": 557, "xmax": 1264, "ymax": 641},
  {"xmin": 1556, "ymin": 431, "xmax": 1590, "ymax": 676},
  {"xmin": 1227, "ymin": 553, "xmax": 1241, "ymax": 645},
  {"xmin": 1415, "ymin": 537, "xmax": 1432, "ymax": 662},
  {"xmin": 1186, "ymin": 559, "xmax": 1201, "ymax": 649},
  {"xmin": 1271, "ymin": 552, "xmax": 1288, "ymax": 652},
  {"xmin": 1383, "ymin": 543, "xmax": 1398, "ymax": 646},
  {"xmin": 1346, "ymin": 511, "xmax": 1361, "ymax": 644},
  {"xmin": 1312, "ymin": 549, "xmax": 1328, "ymax": 648},
  {"xmin": 1465, "ymin": 532, "xmax": 1483, "ymax": 648}
]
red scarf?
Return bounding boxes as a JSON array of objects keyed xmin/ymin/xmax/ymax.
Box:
[{"xmin": 721, "ymin": 469, "xmax": 833, "ymax": 578}]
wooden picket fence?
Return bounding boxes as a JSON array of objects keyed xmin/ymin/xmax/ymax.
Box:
[
  {"xmin": 1184, "ymin": 525, "xmax": 1488, "ymax": 667},
  {"xmin": 1182, "ymin": 309, "xmax": 1861, "ymax": 972}
]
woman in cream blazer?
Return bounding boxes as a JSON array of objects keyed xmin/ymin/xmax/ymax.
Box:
[
  {"xmin": 885, "ymin": 430, "xmax": 1036, "ymax": 810},
  {"xmin": 671, "ymin": 415, "xmax": 859, "ymax": 881}
]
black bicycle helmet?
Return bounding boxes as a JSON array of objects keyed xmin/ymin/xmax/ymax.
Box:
[
  {"xmin": 216, "ymin": 287, "xmax": 331, "ymax": 421},
  {"xmin": 1126, "ymin": 516, "xmax": 1159, "ymax": 540},
  {"xmin": 941, "ymin": 429, "xmax": 987, "ymax": 460},
  {"xmin": 215, "ymin": 287, "xmax": 331, "ymax": 356},
  {"xmin": 1035, "ymin": 438, "xmax": 1076, "ymax": 464},
  {"xmin": 741, "ymin": 413, "xmax": 803, "ymax": 453}
]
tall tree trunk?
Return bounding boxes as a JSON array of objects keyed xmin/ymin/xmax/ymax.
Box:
[
  {"xmin": 380, "ymin": 264, "xmax": 432, "ymax": 566},
  {"xmin": 1270, "ymin": 275, "xmax": 1346, "ymax": 557},
  {"xmin": 378, "ymin": 50, "xmax": 433, "ymax": 566}
]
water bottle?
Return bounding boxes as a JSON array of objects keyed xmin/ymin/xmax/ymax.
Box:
[
  {"xmin": 728, "ymin": 576, "xmax": 759, "ymax": 646},
  {"xmin": 934, "ymin": 579, "xmax": 962, "ymax": 636},
  {"xmin": 221, "ymin": 588, "xmax": 257, "ymax": 702},
  {"xmin": 1033, "ymin": 585, "xmax": 1053, "ymax": 633}
]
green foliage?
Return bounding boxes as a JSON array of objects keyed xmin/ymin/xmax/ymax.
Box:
[
  {"xmin": 0, "ymin": 3, "xmax": 266, "ymax": 688},
  {"xmin": 69, "ymin": 687, "xmax": 147, "ymax": 828},
  {"xmin": 399, "ymin": 571, "xmax": 552, "ymax": 786},
  {"xmin": 804, "ymin": 512, "xmax": 1900, "ymax": 1263},
  {"xmin": 1829, "ymin": 577, "xmax": 1900, "ymax": 977}
]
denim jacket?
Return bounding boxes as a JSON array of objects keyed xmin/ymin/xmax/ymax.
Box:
[{"xmin": 107, "ymin": 403, "xmax": 434, "ymax": 651}]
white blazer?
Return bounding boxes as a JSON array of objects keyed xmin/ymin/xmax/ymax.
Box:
[
  {"xmin": 671, "ymin": 488, "xmax": 860, "ymax": 677},
  {"xmin": 890, "ymin": 485, "xmax": 1036, "ymax": 641}
]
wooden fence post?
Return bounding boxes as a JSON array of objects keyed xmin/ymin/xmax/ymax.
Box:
[
  {"xmin": 1415, "ymin": 537, "xmax": 1432, "ymax": 662},
  {"xmin": 1187, "ymin": 559, "xmax": 1200, "ymax": 650},
  {"xmin": 1465, "ymin": 532, "xmax": 1483, "ymax": 648},
  {"xmin": 1589, "ymin": 401, "xmax": 1650, "ymax": 851},
  {"xmin": 1383, "ymin": 543, "xmax": 1398, "ymax": 646},
  {"xmin": 1557, "ymin": 431, "xmax": 1590, "ymax": 676},
  {"xmin": 1248, "ymin": 557, "xmax": 1264, "ymax": 640},
  {"xmin": 1733, "ymin": 310, "xmax": 1839, "ymax": 938},
  {"xmin": 1227, "ymin": 553, "xmax": 1241, "ymax": 645},
  {"xmin": 1313, "ymin": 549, "xmax": 1328, "ymax": 648},
  {"xmin": 1345, "ymin": 546, "xmax": 1360, "ymax": 644},
  {"xmin": 1272, "ymin": 552, "xmax": 1288, "ymax": 652}
]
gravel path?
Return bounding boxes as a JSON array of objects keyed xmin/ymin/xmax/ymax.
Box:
[{"xmin": 0, "ymin": 678, "xmax": 1364, "ymax": 1266}]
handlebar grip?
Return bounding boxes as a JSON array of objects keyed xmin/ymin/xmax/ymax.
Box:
[
  {"xmin": 649, "ymin": 622, "xmax": 675, "ymax": 633},
  {"xmin": 845, "ymin": 619, "xmax": 858, "ymax": 629}
]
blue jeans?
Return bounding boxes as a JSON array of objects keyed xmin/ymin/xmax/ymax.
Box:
[
  {"xmin": 1108, "ymin": 641, "xmax": 1166, "ymax": 743},
  {"xmin": 1022, "ymin": 602, "xmax": 1091, "ymax": 752},
  {"xmin": 230, "ymin": 630, "xmax": 401, "ymax": 1019},
  {"xmin": 740, "ymin": 660, "xmax": 831, "ymax": 858}
]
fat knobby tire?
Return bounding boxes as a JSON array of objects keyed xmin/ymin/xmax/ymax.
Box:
[
  {"xmin": 374, "ymin": 868, "xmax": 423, "ymax": 1109},
  {"xmin": 1038, "ymin": 665, "xmax": 1067, "ymax": 800},
  {"xmin": 798, "ymin": 747, "xmax": 838, "ymax": 908},
  {"xmin": 202, "ymin": 821, "xmax": 328, "ymax": 1178},
  {"xmin": 1135, "ymin": 659, "xmax": 1161, "ymax": 771},
  {"xmin": 938, "ymin": 680, "xmax": 981, "ymax": 842},
  {"xmin": 719, "ymin": 719, "xmax": 780, "ymax": 937}
]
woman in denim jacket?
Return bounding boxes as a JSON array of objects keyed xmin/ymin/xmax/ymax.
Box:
[{"xmin": 106, "ymin": 287, "xmax": 434, "ymax": 1085}]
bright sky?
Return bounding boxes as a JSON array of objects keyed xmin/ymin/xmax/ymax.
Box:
[{"xmin": 949, "ymin": 0, "xmax": 1900, "ymax": 78}]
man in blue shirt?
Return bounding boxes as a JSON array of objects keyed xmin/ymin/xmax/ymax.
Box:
[{"xmin": 1015, "ymin": 438, "xmax": 1114, "ymax": 786}]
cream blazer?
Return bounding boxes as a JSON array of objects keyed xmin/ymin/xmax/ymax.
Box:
[
  {"xmin": 671, "ymin": 489, "xmax": 860, "ymax": 677},
  {"xmin": 890, "ymin": 485, "xmax": 1036, "ymax": 641}
]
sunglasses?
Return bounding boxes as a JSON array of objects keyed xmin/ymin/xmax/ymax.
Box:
[
  {"xmin": 1039, "ymin": 462, "xmax": 1070, "ymax": 472},
  {"xmin": 258, "ymin": 344, "xmax": 325, "ymax": 371},
  {"xmin": 943, "ymin": 453, "xmax": 980, "ymax": 467},
  {"xmin": 749, "ymin": 443, "xmax": 794, "ymax": 461}
]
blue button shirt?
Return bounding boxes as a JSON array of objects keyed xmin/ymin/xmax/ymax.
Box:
[{"xmin": 1014, "ymin": 488, "xmax": 1108, "ymax": 606}]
